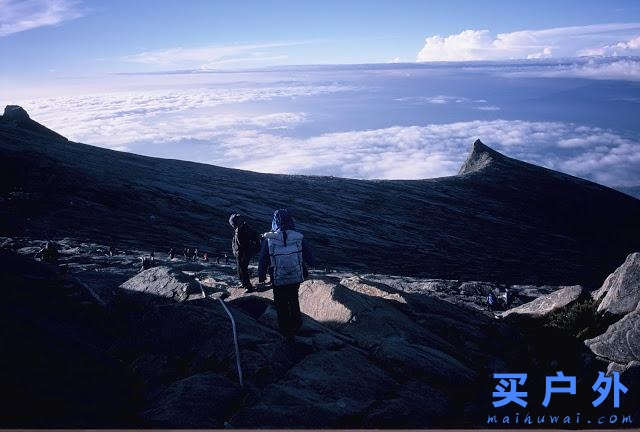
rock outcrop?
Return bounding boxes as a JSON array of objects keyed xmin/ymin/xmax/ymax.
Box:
[
  {"xmin": 3, "ymin": 237, "xmax": 630, "ymax": 428},
  {"xmin": 119, "ymin": 266, "xmax": 200, "ymax": 302},
  {"xmin": 501, "ymin": 285, "xmax": 583, "ymax": 318},
  {"xmin": 592, "ymin": 252, "xmax": 640, "ymax": 315},
  {"xmin": 3, "ymin": 105, "xmax": 30, "ymax": 121},
  {"xmin": 457, "ymin": 139, "xmax": 503, "ymax": 175},
  {"xmin": 585, "ymin": 307, "xmax": 640, "ymax": 365},
  {"xmin": 0, "ymin": 105, "xmax": 67, "ymax": 141},
  {"xmin": 140, "ymin": 373, "xmax": 243, "ymax": 428},
  {"xmin": 3, "ymin": 111, "xmax": 640, "ymax": 286}
]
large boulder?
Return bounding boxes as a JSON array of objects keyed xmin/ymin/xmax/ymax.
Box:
[
  {"xmin": 140, "ymin": 373, "xmax": 243, "ymax": 428},
  {"xmin": 298, "ymin": 276, "xmax": 452, "ymax": 352},
  {"xmin": 501, "ymin": 285, "xmax": 583, "ymax": 318},
  {"xmin": 119, "ymin": 266, "xmax": 200, "ymax": 302},
  {"xmin": 370, "ymin": 336, "xmax": 475, "ymax": 385},
  {"xmin": 593, "ymin": 252, "xmax": 640, "ymax": 315},
  {"xmin": 585, "ymin": 308, "xmax": 640, "ymax": 365},
  {"xmin": 230, "ymin": 347, "xmax": 398, "ymax": 428}
]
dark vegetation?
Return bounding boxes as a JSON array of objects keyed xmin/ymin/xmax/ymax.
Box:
[{"xmin": 542, "ymin": 295, "xmax": 623, "ymax": 340}]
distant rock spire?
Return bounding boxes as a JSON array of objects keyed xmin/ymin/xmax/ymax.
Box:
[
  {"xmin": 457, "ymin": 139, "xmax": 504, "ymax": 175},
  {"xmin": 1, "ymin": 105, "xmax": 68, "ymax": 142},
  {"xmin": 3, "ymin": 105, "xmax": 30, "ymax": 122}
]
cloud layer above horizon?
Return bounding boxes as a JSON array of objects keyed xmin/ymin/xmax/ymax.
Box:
[
  {"xmin": 417, "ymin": 23, "xmax": 640, "ymax": 61},
  {"xmin": 15, "ymin": 80, "xmax": 640, "ymax": 189}
]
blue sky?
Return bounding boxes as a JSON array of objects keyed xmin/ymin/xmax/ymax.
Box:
[
  {"xmin": 2, "ymin": 0, "xmax": 640, "ymax": 79},
  {"xmin": 1, "ymin": 1, "xmax": 640, "ymax": 190}
]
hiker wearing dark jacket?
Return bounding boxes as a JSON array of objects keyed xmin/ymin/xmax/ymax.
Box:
[
  {"xmin": 229, "ymin": 213, "xmax": 261, "ymax": 290},
  {"xmin": 258, "ymin": 209, "xmax": 314, "ymax": 339}
]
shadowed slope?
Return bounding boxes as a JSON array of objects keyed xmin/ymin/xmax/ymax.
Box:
[{"xmin": 1, "ymin": 109, "xmax": 639, "ymax": 286}]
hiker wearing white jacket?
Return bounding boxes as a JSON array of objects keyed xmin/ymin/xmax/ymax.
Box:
[{"xmin": 258, "ymin": 209, "xmax": 314, "ymax": 339}]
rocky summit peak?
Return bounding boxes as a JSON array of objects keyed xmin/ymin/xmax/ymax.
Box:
[
  {"xmin": 1, "ymin": 104, "xmax": 68, "ymax": 142},
  {"xmin": 457, "ymin": 139, "xmax": 505, "ymax": 175},
  {"xmin": 3, "ymin": 105, "xmax": 30, "ymax": 122}
]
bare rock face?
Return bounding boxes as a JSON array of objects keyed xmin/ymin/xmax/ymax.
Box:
[
  {"xmin": 593, "ymin": 252, "xmax": 640, "ymax": 315},
  {"xmin": 501, "ymin": 285, "xmax": 583, "ymax": 318},
  {"xmin": 230, "ymin": 347, "xmax": 398, "ymax": 428},
  {"xmin": 140, "ymin": 373, "xmax": 243, "ymax": 428},
  {"xmin": 298, "ymin": 275, "xmax": 451, "ymax": 351},
  {"xmin": 119, "ymin": 266, "xmax": 199, "ymax": 302},
  {"xmin": 585, "ymin": 308, "xmax": 640, "ymax": 365},
  {"xmin": 3, "ymin": 105, "xmax": 30, "ymax": 121},
  {"xmin": 370, "ymin": 335, "xmax": 475, "ymax": 385},
  {"xmin": 458, "ymin": 139, "xmax": 500, "ymax": 175}
]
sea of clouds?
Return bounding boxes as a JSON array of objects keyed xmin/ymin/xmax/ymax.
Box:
[{"xmin": 11, "ymin": 59, "xmax": 640, "ymax": 190}]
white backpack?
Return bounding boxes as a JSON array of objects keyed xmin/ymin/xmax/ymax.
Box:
[{"xmin": 264, "ymin": 230, "xmax": 304, "ymax": 286}]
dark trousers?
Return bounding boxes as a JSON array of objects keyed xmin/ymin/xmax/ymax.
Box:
[
  {"xmin": 273, "ymin": 284, "xmax": 302, "ymax": 337},
  {"xmin": 235, "ymin": 254, "xmax": 252, "ymax": 288}
]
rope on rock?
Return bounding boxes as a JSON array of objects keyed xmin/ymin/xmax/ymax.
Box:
[{"xmin": 198, "ymin": 280, "xmax": 244, "ymax": 387}]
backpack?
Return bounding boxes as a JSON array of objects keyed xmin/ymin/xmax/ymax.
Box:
[
  {"xmin": 487, "ymin": 292, "xmax": 497, "ymax": 306},
  {"xmin": 234, "ymin": 223, "xmax": 261, "ymax": 256},
  {"xmin": 265, "ymin": 230, "xmax": 304, "ymax": 286}
]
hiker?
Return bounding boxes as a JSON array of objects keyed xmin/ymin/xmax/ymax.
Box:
[
  {"xmin": 169, "ymin": 248, "xmax": 175, "ymax": 259},
  {"xmin": 487, "ymin": 291, "xmax": 498, "ymax": 311},
  {"xmin": 109, "ymin": 244, "xmax": 116, "ymax": 257},
  {"xmin": 193, "ymin": 248, "xmax": 199, "ymax": 261},
  {"xmin": 499, "ymin": 287, "xmax": 511, "ymax": 309},
  {"xmin": 258, "ymin": 209, "xmax": 314, "ymax": 340},
  {"xmin": 36, "ymin": 241, "xmax": 59, "ymax": 264},
  {"xmin": 229, "ymin": 213, "xmax": 262, "ymax": 290},
  {"xmin": 140, "ymin": 255, "xmax": 153, "ymax": 271},
  {"xmin": 203, "ymin": 252, "xmax": 208, "ymax": 262},
  {"xmin": 150, "ymin": 250, "xmax": 155, "ymax": 262}
]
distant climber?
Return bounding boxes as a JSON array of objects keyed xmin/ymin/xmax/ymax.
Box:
[
  {"xmin": 169, "ymin": 248, "xmax": 175, "ymax": 259},
  {"xmin": 109, "ymin": 244, "xmax": 116, "ymax": 257},
  {"xmin": 35, "ymin": 241, "xmax": 59, "ymax": 264},
  {"xmin": 229, "ymin": 213, "xmax": 262, "ymax": 291},
  {"xmin": 203, "ymin": 252, "xmax": 208, "ymax": 262},
  {"xmin": 140, "ymin": 254, "xmax": 153, "ymax": 271},
  {"xmin": 499, "ymin": 287, "xmax": 511, "ymax": 309},
  {"xmin": 216, "ymin": 252, "xmax": 229, "ymax": 265},
  {"xmin": 487, "ymin": 291, "xmax": 498, "ymax": 311},
  {"xmin": 193, "ymin": 248, "xmax": 199, "ymax": 261},
  {"xmin": 258, "ymin": 209, "xmax": 314, "ymax": 340}
]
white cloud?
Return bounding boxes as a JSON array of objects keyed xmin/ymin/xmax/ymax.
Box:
[
  {"xmin": 417, "ymin": 23, "xmax": 640, "ymax": 61},
  {"xmin": 505, "ymin": 58, "xmax": 640, "ymax": 81},
  {"xmin": 122, "ymin": 41, "xmax": 310, "ymax": 69},
  {"xmin": 0, "ymin": 0, "xmax": 83, "ymax": 37},
  {"xmin": 394, "ymin": 95, "xmax": 500, "ymax": 111},
  {"xmin": 578, "ymin": 35, "xmax": 640, "ymax": 56},
  {"xmin": 14, "ymin": 84, "xmax": 640, "ymax": 188},
  {"xmin": 16, "ymin": 84, "xmax": 353, "ymax": 146},
  {"xmin": 475, "ymin": 105, "xmax": 500, "ymax": 111},
  {"xmin": 219, "ymin": 120, "xmax": 640, "ymax": 187}
]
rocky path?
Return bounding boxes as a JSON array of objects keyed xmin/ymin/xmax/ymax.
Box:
[{"xmin": 2, "ymin": 236, "xmax": 638, "ymax": 427}]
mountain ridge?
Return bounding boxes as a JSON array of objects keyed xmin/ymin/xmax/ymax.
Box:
[{"xmin": 1, "ymin": 106, "xmax": 639, "ymax": 286}]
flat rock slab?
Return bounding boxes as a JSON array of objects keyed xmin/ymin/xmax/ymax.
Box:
[
  {"xmin": 140, "ymin": 373, "xmax": 243, "ymax": 428},
  {"xmin": 119, "ymin": 266, "xmax": 200, "ymax": 302},
  {"xmin": 594, "ymin": 252, "xmax": 640, "ymax": 315},
  {"xmin": 585, "ymin": 309, "xmax": 640, "ymax": 365},
  {"xmin": 230, "ymin": 347, "xmax": 397, "ymax": 428},
  {"xmin": 501, "ymin": 285, "xmax": 583, "ymax": 318}
]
